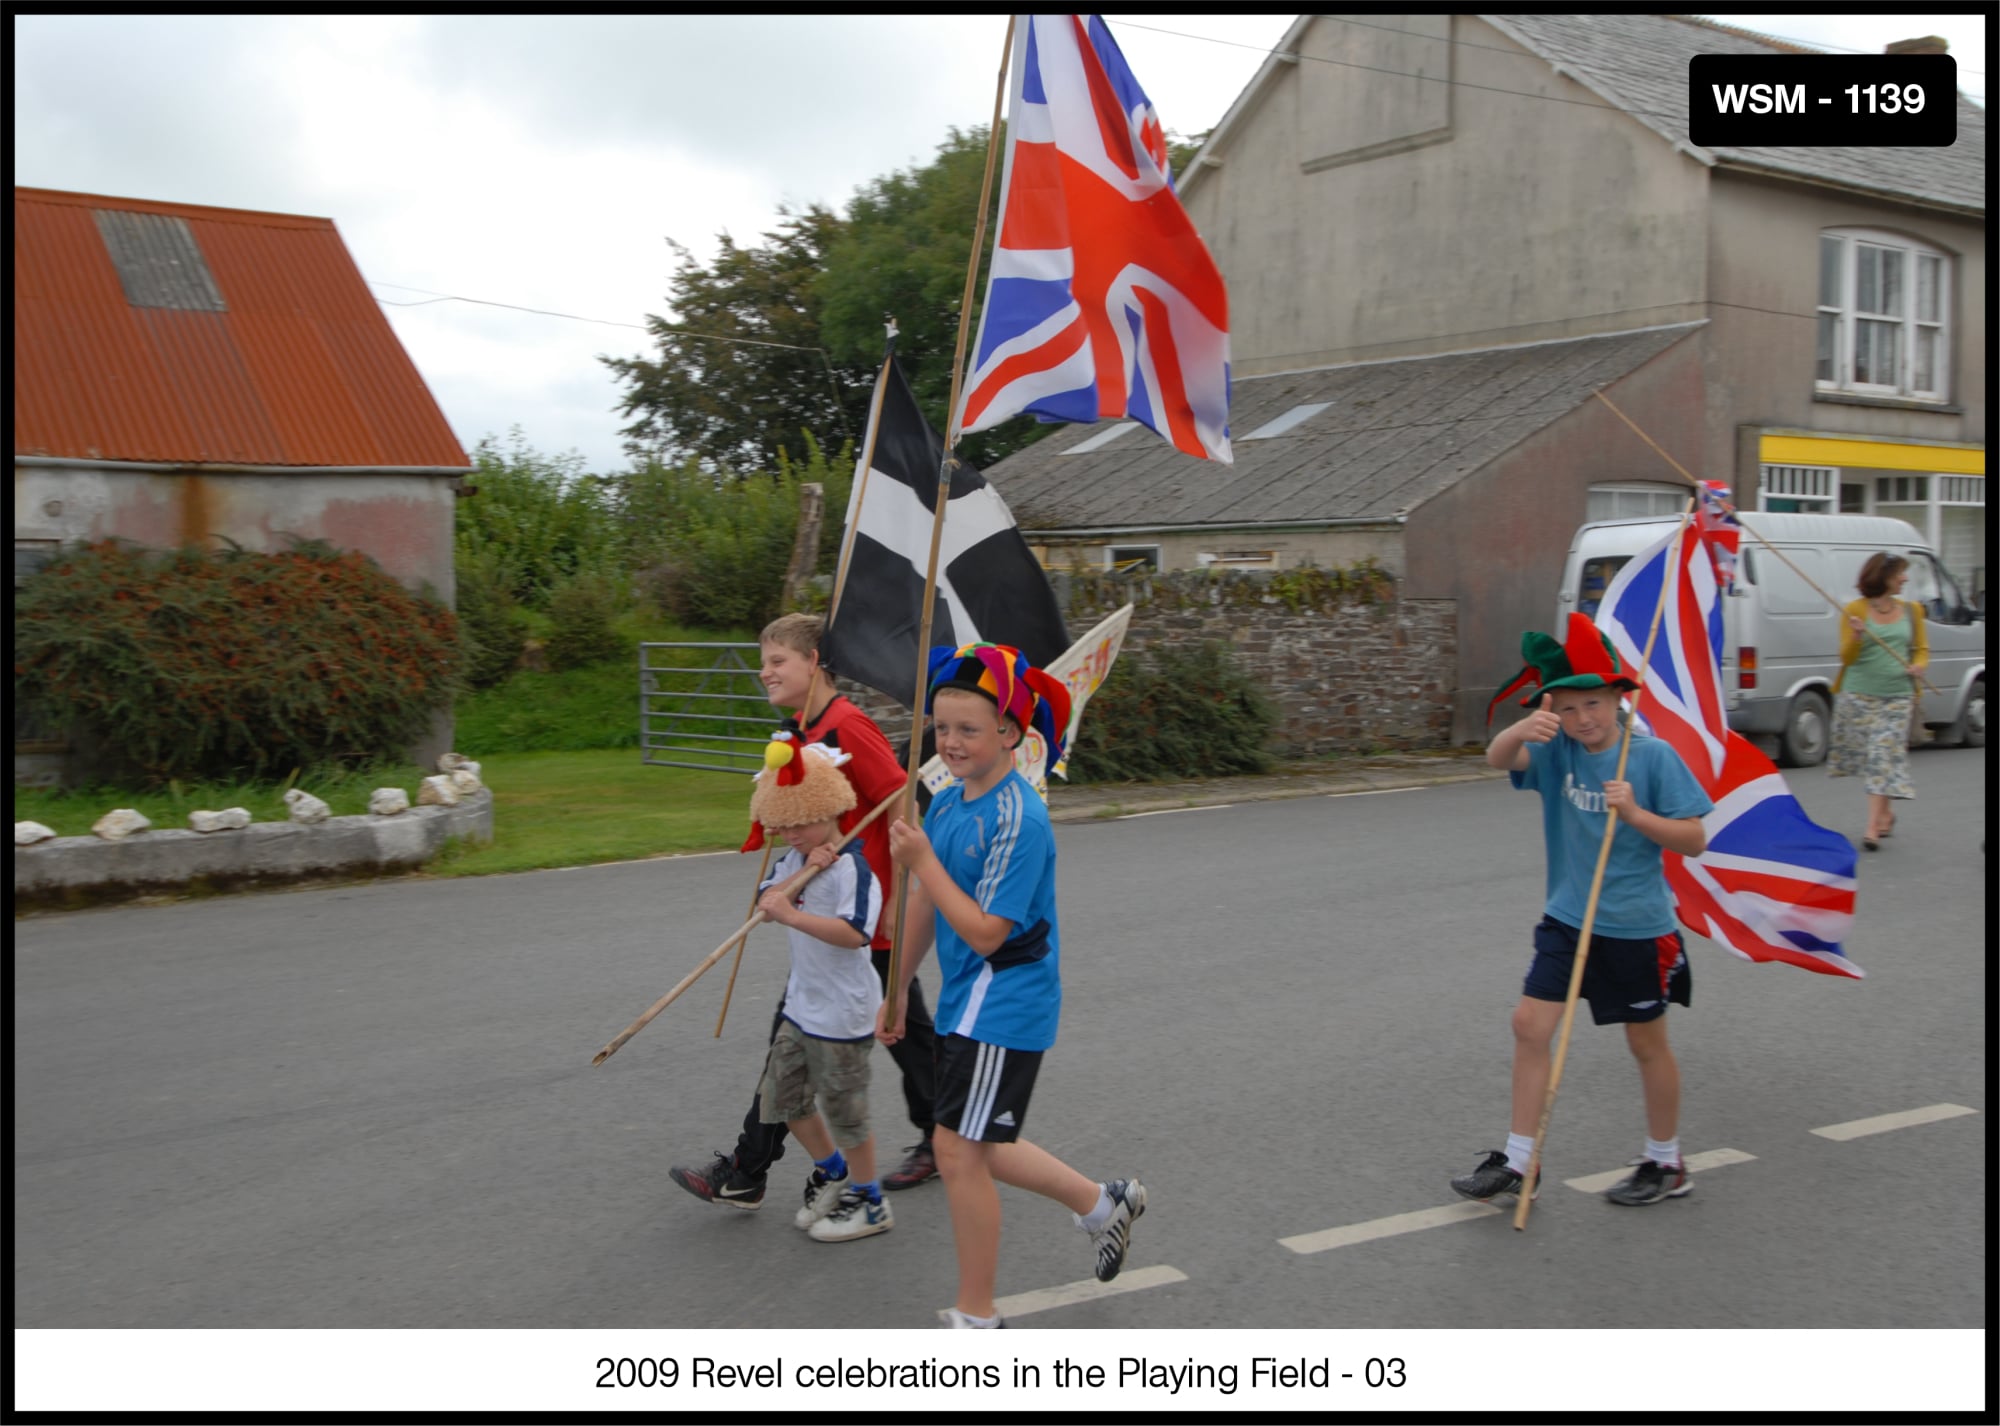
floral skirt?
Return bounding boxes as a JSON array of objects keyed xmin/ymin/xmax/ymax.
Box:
[{"xmin": 1829, "ymin": 692, "xmax": 1915, "ymax": 799}]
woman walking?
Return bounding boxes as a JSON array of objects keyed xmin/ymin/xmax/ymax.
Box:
[{"xmin": 1829, "ymin": 553, "xmax": 1929, "ymax": 851}]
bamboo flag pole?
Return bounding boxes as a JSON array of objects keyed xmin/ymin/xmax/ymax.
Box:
[
  {"xmin": 1590, "ymin": 390, "xmax": 1939, "ymax": 694},
  {"xmin": 712, "ymin": 839, "xmax": 777, "ymax": 1038},
  {"xmin": 883, "ymin": 15, "xmax": 1016, "ymax": 1034},
  {"xmin": 828, "ymin": 326, "xmax": 900, "ymax": 621},
  {"xmin": 592, "ymin": 788, "xmax": 902, "ymax": 1065},
  {"xmin": 1514, "ymin": 497, "xmax": 1698, "ymax": 1231}
]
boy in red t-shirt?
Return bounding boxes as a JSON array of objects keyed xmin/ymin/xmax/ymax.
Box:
[{"xmin": 669, "ymin": 614, "xmax": 941, "ymax": 1210}]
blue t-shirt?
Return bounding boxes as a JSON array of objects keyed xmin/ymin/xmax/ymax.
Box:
[
  {"xmin": 1511, "ymin": 730, "xmax": 1713, "ymax": 939},
  {"xmin": 924, "ymin": 768, "xmax": 1062, "ymax": 1051}
]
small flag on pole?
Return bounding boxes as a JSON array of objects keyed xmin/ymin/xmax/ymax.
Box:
[
  {"xmin": 955, "ymin": 14, "xmax": 1232, "ymax": 463},
  {"xmin": 823, "ymin": 355, "xmax": 1070, "ymax": 708}
]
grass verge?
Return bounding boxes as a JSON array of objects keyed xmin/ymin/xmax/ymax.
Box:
[
  {"xmin": 425, "ymin": 749, "xmax": 752, "ymax": 877},
  {"xmin": 13, "ymin": 761, "xmax": 435, "ymax": 836}
]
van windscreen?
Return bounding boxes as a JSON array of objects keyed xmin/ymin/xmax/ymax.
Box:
[{"xmin": 1579, "ymin": 556, "xmax": 1630, "ymax": 619}]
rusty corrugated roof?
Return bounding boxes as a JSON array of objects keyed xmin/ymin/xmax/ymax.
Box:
[{"xmin": 13, "ymin": 187, "xmax": 470, "ymax": 468}]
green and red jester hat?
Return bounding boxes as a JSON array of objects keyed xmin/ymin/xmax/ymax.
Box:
[{"xmin": 1485, "ymin": 612, "xmax": 1642, "ymax": 725}]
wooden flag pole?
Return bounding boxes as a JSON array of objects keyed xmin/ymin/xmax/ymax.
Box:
[
  {"xmin": 1590, "ymin": 390, "xmax": 1939, "ymax": 694},
  {"xmin": 1514, "ymin": 497, "xmax": 1697, "ymax": 1231},
  {"xmin": 829, "ymin": 332, "xmax": 899, "ymax": 620},
  {"xmin": 593, "ymin": 789, "xmax": 902, "ymax": 1065},
  {"xmin": 883, "ymin": 15, "xmax": 1017, "ymax": 1033},
  {"xmin": 712, "ymin": 839, "xmax": 778, "ymax": 1038}
]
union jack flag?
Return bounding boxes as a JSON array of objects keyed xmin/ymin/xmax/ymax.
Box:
[
  {"xmin": 1599, "ymin": 521, "xmax": 1863, "ymax": 978},
  {"xmin": 955, "ymin": 14, "xmax": 1232, "ymax": 463},
  {"xmin": 1696, "ymin": 479, "xmax": 1741, "ymax": 595}
]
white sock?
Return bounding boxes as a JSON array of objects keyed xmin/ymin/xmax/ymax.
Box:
[
  {"xmin": 947, "ymin": 1308, "xmax": 1002, "ymax": 1329},
  {"xmin": 1645, "ymin": 1136, "xmax": 1681, "ymax": 1167},
  {"xmin": 1504, "ymin": 1133, "xmax": 1536, "ymax": 1175},
  {"xmin": 1075, "ymin": 1184, "xmax": 1115, "ymax": 1233}
]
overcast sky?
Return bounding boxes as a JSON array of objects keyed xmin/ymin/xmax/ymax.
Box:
[{"xmin": 13, "ymin": 12, "xmax": 1988, "ymax": 476}]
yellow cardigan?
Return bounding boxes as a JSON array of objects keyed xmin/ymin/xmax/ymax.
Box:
[{"xmin": 1832, "ymin": 597, "xmax": 1928, "ymax": 693}]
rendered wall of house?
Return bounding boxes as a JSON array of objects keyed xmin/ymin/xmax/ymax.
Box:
[
  {"xmin": 1031, "ymin": 524, "xmax": 1406, "ymax": 576},
  {"xmin": 1403, "ymin": 335, "xmax": 1708, "ymax": 742},
  {"xmin": 1181, "ymin": 14, "xmax": 1710, "ymax": 374}
]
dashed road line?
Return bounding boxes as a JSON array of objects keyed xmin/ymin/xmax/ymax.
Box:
[
  {"xmin": 1810, "ymin": 1103, "xmax": 1977, "ymax": 1141},
  {"xmin": 1117, "ymin": 805, "xmax": 1234, "ymax": 819},
  {"xmin": 938, "ymin": 1264, "xmax": 1189, "ymax": 1321},
  {"xmin": 1279, "ymin": 1201, "xmax": 1500, "ymax": 1255},
  {"xmin": 1325, "ymin": 786, "xmax": 1425, "ymax": 798},
  {"xmin": 1562, "ymin": 1146, "xmax": 1756, "ymax": 1194}
]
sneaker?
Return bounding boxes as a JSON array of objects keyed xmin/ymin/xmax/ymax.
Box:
[
  {"xmin": 793, "ymin": 1168, "xmax": 850, "ymax": 1230},
  {"xmin": 1604, "ymin": 1158, "xmax": 1692, "ymax": 1206},
  {"xmin": 668, "ymin": 1152, "xmax": 766, "ymax": 1211},
  {"xmin": 1088, "ymin": 1178, "xmax": 1147, "ymax": 1283},
  {"xmin": 1449, "ymin": 1150, "xmax": 1541, "ymax": 1202},
  {"xmin": 943, "ymin": 1308, "xmax": 1007, "ymax": 1329},
  {"xmin": 884, "ymin": 1141, "xmax": 938, "ymax": 1191},
  {"xmin": 808, "ymin": 1188, "xmax": 894, "ymax": 1241}
]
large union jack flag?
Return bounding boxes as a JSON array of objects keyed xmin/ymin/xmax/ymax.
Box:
[
  {"xmin": 1599, "ymin": 521, "xmax": 1863, "ymax": 978},
  {"xmin": 955, "ymin": 14, "xmax": 1232, "ymax": 463}
]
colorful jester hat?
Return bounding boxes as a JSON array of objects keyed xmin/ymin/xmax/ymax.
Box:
[
  {"xmin": 741, "ymin": 727, "xmax": 855, "ymax": 852},
  {"xmin": 1485, "ymin": 612, "xmax": 1641, "ymax": 725},
  {"xmin": 925, "ymin": 642, "xmax": 1074, "ymax": 769}
]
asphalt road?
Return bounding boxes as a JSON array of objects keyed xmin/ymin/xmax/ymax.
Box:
[{"xmin": 13, "ymin": 745, "xmax": 1987, "ymax": 1330}]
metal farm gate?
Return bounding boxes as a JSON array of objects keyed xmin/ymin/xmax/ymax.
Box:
[{"xmin": 639, "ymin": 642, "xmax": 776, "ymax": 774}]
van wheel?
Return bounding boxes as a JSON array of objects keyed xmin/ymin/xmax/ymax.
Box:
[
  {"xmin": 1778, "ymin": 690, "xmax": 1831, "ymax": 767},
  {"xmin": 1948, "ymin": 679, "xmax": 1985, "ymax": 748}
]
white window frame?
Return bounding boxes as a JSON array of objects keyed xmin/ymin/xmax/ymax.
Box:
[
  {"xmin": 1757, "ymin": 464, "xmax": 1838, "ymax": 512},
  {"xmin": 1104, "ymin": 544, "xmax": 1161, "ymax": 572},
  {"xmin": 1817, "ymin": 229, "xmax": 1951, "ymax": 402},
  {"xmin": 1585, "ymin": 481, "xmax": 1687, "ymax": 522}
]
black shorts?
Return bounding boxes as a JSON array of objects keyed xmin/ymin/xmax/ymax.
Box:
[
  {"xmin": 1523, "ymin": 916, "xmax": 1691, "ymax": 1026},
  {"xmin": 933, "ymin": 1034, "xmax": 1042, "ymax": 1143}
]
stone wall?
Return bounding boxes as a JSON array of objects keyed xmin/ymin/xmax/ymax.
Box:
[{"xmin": 836, "ymin": 565, "xmax": 1459, "ymax": 758}]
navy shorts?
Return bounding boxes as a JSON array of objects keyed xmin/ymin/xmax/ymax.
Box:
[
  {"xmin": 933, "ymin": 1034, "xmax": 1042, "ymax": 1143},
  {"xmin": 1523, "ymin": 916, "xmax": 1691, "ymax": 1025}
]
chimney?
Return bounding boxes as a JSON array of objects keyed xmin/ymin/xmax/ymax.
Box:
[{"xmin": 1885, "ymin": 36, "xmax": 1949, "ymax": 56}]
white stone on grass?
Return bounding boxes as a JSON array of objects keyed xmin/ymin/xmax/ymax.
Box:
[
  {"xmin": 283, "ymin": 789, "xmax": 332, "ymax": 824},
  {"xmin": 437, "ymin": 752, "xmax": 479, "ymax": 774},
  {"xmin": 417, "ymin": 774, "xmax": 461, "ymax": 807},
  {"xmin": 448, "ymin": 768, "xmax": 484, "ymax": 794},
  {"xmin": 92, "ymin": 808, "xmax": 152, "ymax": 841},
  {"xmin": 16, "ymin": 821, "xmax": 57, "ymax": 846},
  {"xmin": 370, "ymin": 787, "xmax": 411, "ymax": 816},
  {"xmin": 188, "ymin": 808, "xmax": 251, "ymax": 833}
]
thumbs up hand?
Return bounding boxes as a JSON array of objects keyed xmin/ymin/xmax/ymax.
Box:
[{"xmin": 1522, "ymin": 692, "xmax": 1563, "ymax": 744}]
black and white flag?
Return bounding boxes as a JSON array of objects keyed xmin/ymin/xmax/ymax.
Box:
[{"xmin": 822, "ymin": 353, "xmax": 1070, "ymax": 708}]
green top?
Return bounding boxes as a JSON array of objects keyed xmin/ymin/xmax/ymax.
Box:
[{"xmin": 1845, "ymin": 608, "xmax": 1915, "ymax": 696}]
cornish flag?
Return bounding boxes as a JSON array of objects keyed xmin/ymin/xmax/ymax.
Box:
[
  {"xmin": 822, "ymin": 353, "xmax": 1070, "ymax": 707},
  {"xmin": 955, "ymin": 14, "xmax": 1232, "ymax": 463},
  {"xmin": 1599, "ymin": 522, "xmax": 1863, "ymax": 978}
]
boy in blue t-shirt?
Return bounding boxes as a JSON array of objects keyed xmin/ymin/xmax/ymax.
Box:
[
  {"xmin": 881, "ymin": 644, "xmax": 1145, "ymax": 1329},
  {"xmin": 1452, "ymin": 615, "xmax": 1713, "ymax": 1208}
]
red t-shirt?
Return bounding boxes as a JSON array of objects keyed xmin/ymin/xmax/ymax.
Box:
[{"xmin": 801, "ymin": 695, "xmax": 903, "ymax": 951}]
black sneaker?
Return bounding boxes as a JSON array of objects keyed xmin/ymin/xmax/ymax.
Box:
[
  {"xmin": 1088, "ymin": 1178, "xmax": 1147, "ymax": 1282},
  {"xmin": 1450, "ymin": 1150, "xmax": 1540, "ymax": 1202},
  {"xmin": 668, "ymin": 1152, "xmax": 766, "ymax": 1211},
  {"xmin": 1604, "ymin": 1158, "xmax": 1691, "ymax": 1206},
  {"xmin": 884, "ymin": 1141, "xmax": 938, "ymax": 1191}
]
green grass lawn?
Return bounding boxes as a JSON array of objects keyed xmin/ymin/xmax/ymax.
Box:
[
  {"xmin": 426, "ymin": 749, "xmax": 755, "ymax": 876},
  {"xmin": 13, "ymin": 761, "xmax": 436, "ymax": 836}
]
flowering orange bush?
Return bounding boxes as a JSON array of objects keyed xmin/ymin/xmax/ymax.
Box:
[{"xmin": 14, "ymin": 539, "xmax": 460, "ymax": 781}]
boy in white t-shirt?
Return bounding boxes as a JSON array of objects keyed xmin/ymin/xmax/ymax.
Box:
[{"xmin": 748, "ymin": 733, "xmax": 890, "ymax": 1242}]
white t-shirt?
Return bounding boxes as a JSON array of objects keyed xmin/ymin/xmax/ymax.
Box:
[{"xmin": 761, "ymin": 844, "xmax": 883, "ymax": 1041}]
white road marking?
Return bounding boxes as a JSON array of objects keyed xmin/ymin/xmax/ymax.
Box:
[
  {"xmin": 1326, "ymin": 786, "xmax": 1425, "ymax": 798},
  {"xmin": 1810, "ymin": 1103, "xmax": 1978, "ymax": 1141},
  {"xmin": 1562, "ymin": 1146, "xmax": 1756, "ymax": 1193},
  {"xmin": 1117, "ymin": 804, "xmax": 1234, "ymax": 818},
  {"xmin": 1279, "ymin": 1201, "xmax": 1499, "ymax": 1255},
  {"xmin": 937, "ymin": 1264, "xmax": 1188, "ymax": 1321}
]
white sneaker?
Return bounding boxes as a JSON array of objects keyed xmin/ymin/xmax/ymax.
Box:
[
  {"xmin": 808, "ymin": 1188, "xmax": 893, "ymax": 1241},
  {"xmin": 793, "ymin": 1168, "xmax": 849, "ymax": 1230},
  {"xmin": 943, "ymin": 1307, "xmax": 1007, "ymax": 1329}
]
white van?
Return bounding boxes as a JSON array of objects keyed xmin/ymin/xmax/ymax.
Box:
[{"xmin": 1556, "ymin": 514, "xmax": 1985, "ymax": 766}]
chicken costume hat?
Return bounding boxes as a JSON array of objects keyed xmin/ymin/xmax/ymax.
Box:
[{"xmin": 741, "ymin": 728, "xmax": 856, "ymax": 851}]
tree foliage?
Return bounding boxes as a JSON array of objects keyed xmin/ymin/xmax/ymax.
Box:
[
  {"xmin": 604, "ymin": 127, "xmax": 1056, "ymax": 475},
  {"xmin": 1064, "ymin": 641, "xmax": 1276, "ymax": 783},
  {"xmin": 14, "ymin": 539, "xmax": 460, "ymax": 782},
  {"xmin": 454, "ymin": 428, "xmax": 618, "ymax": 609}
]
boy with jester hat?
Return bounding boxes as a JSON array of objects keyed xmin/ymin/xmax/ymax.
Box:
[
  {"xmin": 881, "ymin": 643, "xmax": 1146, "ymax": 1329},
  {"xmin": 745, "ymin": 731, "xmax": 893, "ymax": 1242},
  {"xmin": 1454, "ymin": 614, "xmax": 1713, "ymax": 1208}
]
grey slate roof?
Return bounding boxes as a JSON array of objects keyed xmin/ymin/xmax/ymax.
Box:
[
  {"xmin": 991, "ymin": 323, "xmax": 1700, "ymax": 531},
  {"xmin": 1486, "ymin": 14, "xmax": 1985, "ymax": 215}
]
